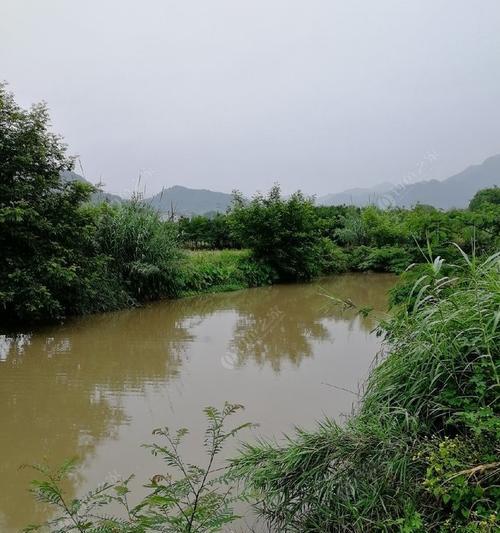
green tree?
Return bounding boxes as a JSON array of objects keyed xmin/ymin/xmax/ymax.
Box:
[
  {"xmin": 469, "ymin": 186, "xmax": 500, "ymax": 211},
  {"xmin": 229, "ymin": 185, "xmax": 323, "ymax": 281},
  {"xmin": 0, "ymin": 84, "xmax": 100, "ymax": 321},
  {"xmin": 178, "ymin": 213, "xmax": 236, "ymax": 250}
]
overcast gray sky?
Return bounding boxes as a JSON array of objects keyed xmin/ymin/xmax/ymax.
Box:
[{"xmin": 1, "ymin": 1, "xmax": 500, "ymax": 197}]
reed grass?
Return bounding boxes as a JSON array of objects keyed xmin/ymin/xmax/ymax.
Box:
[{"xmin": 232, "ymin": 250, "xmax": 500, "ymax": 532}]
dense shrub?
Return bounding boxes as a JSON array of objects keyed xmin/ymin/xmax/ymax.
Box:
[
  {"xmin": 0, "ymin": 87, "xmax": 185, "ymax": 322},
  {"xmin": 332, "ymin": 209, "xmax": 368, "ymax": 247},
  {"xmin": 95, "ymin": 201, "xmax": 183, "ymax": 301},
  {"xmin": 347, "ymin": 245, "xmax": 412, "ymax": 273},
  {"xmin": 469, "ymin": 186, "xmax": 500, "ymax": 211},
  {"xmin": 317, "ymin": 238, "xmax": 349, "ymax": 274},
  {"xmin": 178, "ymin": 213, "xmax": 237, "ymax": 249},
  {"xmin": 229, "ymin": 185, "xmax": 323, "ymax": 281},
  {"xmin": 358, "ymin": 246, "xmax": 413, "ymax": 273}
]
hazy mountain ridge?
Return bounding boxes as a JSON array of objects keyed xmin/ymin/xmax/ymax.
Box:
[
  {"xmin": 146, "ymin": 185, "xmax": 234, "ymax": 216},
  {"xmin": 317, "ymin": 182, "xmax": 394, "ymax": 207},
  {"xmin": 61, "ymin": 173, "xmax": 234, "ymax": 215},
  {"xmin": 317, "ymin": 155, "xmax": 500, "ymax": 209},
  {"xmin": 63, "ymin": 154, "xmax": 500, "ymax": 214},
  {"xmin": 61, "ymin": 171, "xmax": 123, "ymax": 205}
]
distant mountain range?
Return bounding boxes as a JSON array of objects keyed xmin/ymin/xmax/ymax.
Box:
[
  {"xmin": 317, "ymin": 155, "xmax": 500, "ymax": 209},
  {"xmin": 61, "ymin": 171, "xmax": 123, "ymax": 205},
  {"xmin": 147, "ymin": 185, "xmax": 233, "ymax": 216},
  {"xmin": 62, "ymin": 154, "xmax": 500, "ymax": 215},
  {"xmin": 317, "ymin": 182, "xmax": 394, "ymax": 207},
  {"xmin": 61, "ymin": 172, "xmax": 233, "ymax": 216}
]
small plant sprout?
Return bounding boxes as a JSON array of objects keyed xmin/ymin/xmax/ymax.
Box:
[{"xmin": 25, "ymin": 403, "xmax": 253, "ymax": 533}]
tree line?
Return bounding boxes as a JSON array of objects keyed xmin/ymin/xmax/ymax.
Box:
[{"xmin": 1, "ymin": 85, "xmax": 499, "ymax": 323}]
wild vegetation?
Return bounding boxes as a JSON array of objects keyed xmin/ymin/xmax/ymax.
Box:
[
  {"xmin": 2, "ymin": 84, "xmax": 498, "ymax": 531},
  {"xmin": 179, "ymin": 249, "xmax": 273, "ymax": 295},
  {"xmin": 176, "ymin": 186, "xmax": 500, "ymax": 291},
  {"xmin": 2, "ymin": 87, "xmax": 499, "ymax": 323}
]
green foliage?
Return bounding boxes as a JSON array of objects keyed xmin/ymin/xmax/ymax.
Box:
[
  {"xmin": 317, "ymin": 238, "xmax": 349, "ymax": 274},
  {"xmin": 228, "ymin": 185, "xmax": 324, "ymax": 281},
  {"xmin": 26, "ymin": 403, "xmax": 252, "ymax": 533},
  {"xmin": 0, "ymin": 84, "xmax": 107, "ymax": 321},
  {"xmin": 179, "ymin": 249, "xmax": 274, "ymax": 295},
  {"xmin": 232, "ymin": 251, "xmax": 500, "ymax": 532},
  {"xmin": 332, "ymin": 208, "xmax": 368, "ymax": 247},
  {"xmin": 176, "ymin": 196, "xmax": 498, "ymax": 282},
  {"xmin": 0, "ymin": 86, "xmax": 188, "ymax": 322},
  {"xmin": 178, "ymin": 213, "xmax": 237, "ymax": 250},
  {"xmin": 421, "ymin": 437, "xmax": 499, "ymax": 531},
  {"xmin": 469, "ymin": 187, "xmax": 500, "ymax": 211},
  {"xmin": 327, "ymin": 202, "xmax": 499, "ymax": 266},
  {"xmin": 349, "ymin": 245, "xmax": 412, "ymax": 273},
  {"xmin": 95, "ymin": 200, "xmax": 184, "ymax": 300},
  {"xmin": 361, "ymin": 205, "xmax": 410, "ymax": 247}
]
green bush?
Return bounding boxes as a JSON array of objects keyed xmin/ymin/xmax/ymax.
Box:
[
  {"xmin": 469, "ymin": 187, "xmax": 500, "ymax": 211},
  {"xmin": 421, "ymin": 436, "xmax": 499, "ymax": 531},
  {"xmin": 178, "ymin": 213, "xmax": 237, "ymax": 249},
  {"xmin": 317, "ymin": 238, "xmax": 349, "ymax": 274},
  {"xmin": 348, "ymin": 245, "xmax": 412, "ymax": 273},
  {"xmin": 365, "ymin": 246, "xmax": 412, "ymax": 273},
  {"xmin": 95, "ymin": 201, "xmax": 184, "ymax": 301},
  {"xmin": 229, "ymin": 185, "xmax": 323, "ymax": 281}
]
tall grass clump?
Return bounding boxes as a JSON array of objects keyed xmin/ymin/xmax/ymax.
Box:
[
  {"xmin": 232, "ymin": 250, "xmax": 499, "ymax": 532},
  {"xmin": 95, "ymin": 199, "xmax": 184, "ymax": 301},
  {"xmin": 179, "ymin": 249, "xmax": 275, "ymax": 295}
]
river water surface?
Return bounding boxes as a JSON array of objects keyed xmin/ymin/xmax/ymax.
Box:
[{"xmin": 0, "ymin": 273, "xmax": 395, "ymax": 531}]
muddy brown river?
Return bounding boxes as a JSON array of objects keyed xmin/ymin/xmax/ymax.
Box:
[{"xmin": 0, "ymin": 273, "xmax": 395, "ymax": 532}]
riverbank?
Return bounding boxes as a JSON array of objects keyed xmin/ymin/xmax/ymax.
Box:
[
  {"xmin": 232, "ymin": 251, "xmax": 500, "ymax": 532},
  {"xmin": 20, "ymin": 253, "xmax": 499, "ymax": 532}
]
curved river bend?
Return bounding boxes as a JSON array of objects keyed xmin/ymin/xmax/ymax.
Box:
[{"xmin": 0, "ymin": 273, "xmax": 395, "ymax": 531}]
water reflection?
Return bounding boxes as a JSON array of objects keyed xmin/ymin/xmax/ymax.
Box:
[
  {"xmin": 0, "ymin": 273, "xmax": 395, "ymax": 531},
  {"xmin": 227, "ymin": 275, "xmax": 388, "ymax": 371}
]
